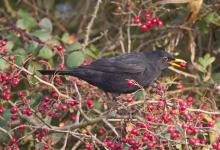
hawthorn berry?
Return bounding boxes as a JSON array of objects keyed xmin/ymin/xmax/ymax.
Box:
[
  {"xmin": 157, "ymin": 20, "xmax": 163, "ymax": 26},
  {"xmin": 55, "ymin": 45, "xmax": 64, "ymax": 51},
  {"xmin": 1, "ymin": 40, "xmax": 7, "ymax": 46},
  {"xmin": 127, "ymin": 97, "xmax": 133, "ymax": 102},
  {"xmin": 70, "ymin": 114, "xmax": 76, "ymax": 121},
  {"xmin": 135, "ymin": 16, "xmax": 141, "ymax": 23},
  {"xmin": 10, "ymin": 106, "xmax": 18, "ymax": 114},
  {"xmin": 3, "ymin": 48, "xmax": 8, "ymax": 54},
  {"xmin": 9, "ymin": 55, "xmax": 15, "ymax": 61},
  {"xmin": 140, "ymin": 24, "xmax": 148, "ymax": 31},
  {"xmin": 0, "ymin": 107, "xmax": 4, "ymax": 113},
  {"xmin": 144, "ymin": 11, "xmax": 151, "ymax": 19},
  {"xmin": 127, "ymin": 80, "xmax": 134, "ymax": 86},
  {"xmin": 87, "ymin": 99, "xmax": 94, "ymax": 109}
]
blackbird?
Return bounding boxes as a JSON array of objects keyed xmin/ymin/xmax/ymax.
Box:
[{"xmin": 39, "ymin": 50, "xmax": 185, "ymax": 96}]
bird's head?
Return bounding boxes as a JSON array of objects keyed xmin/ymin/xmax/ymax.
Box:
[{"xmin": 153, "ymin": 50, "xmax": 186, "ymax": 70}]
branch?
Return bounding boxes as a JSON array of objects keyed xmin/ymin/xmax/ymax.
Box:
[
  {"xmin": 82, "ymin": 0, "xmax": 102, "ymax": 51},
  {"xmin": 0, "ymin": 55, "xmax": 69, "ymax": 99}
]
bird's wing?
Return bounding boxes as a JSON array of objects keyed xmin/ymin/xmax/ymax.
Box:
[{"xmin": 84, "ymin": 52, "xmax": 149, "ymax": 73}]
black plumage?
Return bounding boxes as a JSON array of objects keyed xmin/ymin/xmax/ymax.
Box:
[{"xmin": 39, "ymin": 50, "xmax": 176, "ymax": 96}]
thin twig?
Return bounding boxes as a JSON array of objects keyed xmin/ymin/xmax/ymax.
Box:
[
  {"xmin": 127, "ymin": 12, "xmax": 131, "ymax": 53},
  {"xmin": 168, "ymin": 66, "xmax": 197, "ymax": 79},
  {"xmin": 82, "ymin": 0, "xmax": 102, "ymax": 51},
  {"xmin": 0, "ymin": 127, "xmax": 13, "ymax": 140},
  {"xmin": 0, "ymin": 55, "xmax": 69, "ymax": 98},
  {"xmin": 61, "ymin": 131, "xmax": 70, "ymax": 150},
  {"xmin": 102, "ymin": 118, "xmax": 119, "ymax": 137}
]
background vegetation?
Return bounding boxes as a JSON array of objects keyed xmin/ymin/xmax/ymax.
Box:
[{"xmin": 0, "ymin": 0, "xmax": 220, "ymax": 149}]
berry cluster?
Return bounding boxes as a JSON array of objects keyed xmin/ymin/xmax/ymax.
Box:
[
  {"xmin": 134, "ymin": 12, "xmax": 163, "ymax": 31},
  {"xmin": 0, "ymin": 40, "xmax": 9, "ymax": 55}
]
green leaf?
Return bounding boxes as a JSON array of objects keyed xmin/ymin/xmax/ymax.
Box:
[
  {"xmin": 134, "ymin": 91, "xmax": 144, "ymax": 100},
  {"xmin": 12, "ymin": 48, "xmax": 26, "ymax": 65},
  {"xmin": 93, "ymin": 99, "xmax": 102, "ymax": 110},
  {"xmin": 39, "ymin": 18, "xmax": 53, "ymax": 33},
  {"xmin": 16, "ymin": 9, "xmax": 37, "ymax": 30},
  {"xmin": 4, "ymin": 41, "xmax": 14, "ymax": 50},
  {"xmin": 28, "ymin": 62, "xmax": 43, "ymax": 84},
  {"xmin": 67, "ymin": 42, "xmax": 82, "ymax": 51},
  {"xmin": 196, "ymin": 20, "xmax": 209, "ymax": 34},
  {"xmin": 61, "ymin": 33, "xmax": 70, "ymax": 43},
  {"xmin": 0, "ymin": 58, "xmax": 10, "ymax": 70},
  {"xmin": 38, "ymin": 47, "xmax": 54, "ymax": 59},
  {"xmin": 205, "ymin": 12, "xmax": 220, "ymax": 26},
  {"xmin": 32, "ymin": 30, "xmax": 50, "ymax": 42},
  {"xmin": 66, "ymin": 51, "xmax": 85, "ymax": 67},
  {"xmin": 198, "ymin": 53, "xmax": 215, "ymax": 72},
  {"xmin": 85, "ymin": 45, "xmax": 100, "ymax": 59}
]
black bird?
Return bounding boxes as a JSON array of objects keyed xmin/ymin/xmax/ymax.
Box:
[{"xmin": 39, "ymin": 50, "xmax": 185, "ymax": 96}]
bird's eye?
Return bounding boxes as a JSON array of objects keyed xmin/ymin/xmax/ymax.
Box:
[{"xmin": 162, "ymin": 56, "xmax": 169, "ymax": 62}]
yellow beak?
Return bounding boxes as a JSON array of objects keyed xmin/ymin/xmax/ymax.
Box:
[{"xmin": 169, "ymin": 58, "xmax": 187, "ymax": 68}]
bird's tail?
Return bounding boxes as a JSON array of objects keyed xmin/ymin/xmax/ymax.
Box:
[{"xmin": 38, "ymin": 70, "xmax": 73, "ymax": 76}]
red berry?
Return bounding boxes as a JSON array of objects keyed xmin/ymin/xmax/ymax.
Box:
[
  {"xmin": 87, "ymin": 99, "xmax": 94, "ymax": 109},
  {"xmin": 147, "ymin": 116, "xmax": 154, "ymax": 121},
  {"xmin": 131, "ymin": 128, "xmax": 139, "ymax": 135},
  {"xmin": 9, "ymin": 55, "xmax": 15, "ymax": 61},
  {"xmin": 12, "ymin": 78, "xmax": 20, "ymax": 87},
  {"xmin": 3, "ymin": 48, "xmax": 8, "ymax": 54},
  {"xmin": 157, "ymin": 20, "xmax": 163, "ymax": 26},
  {"xmin": 207, "ymin": 121, "xmax": 215, "ymax": 127},
  {"xmin": 127, "ymin": 97, "xmax": 133, "ymax": 103},
  {"xmin": 180, "ymin": 62, "xmax": 187, "ymax": 68},
  {"xmin": 170, "ymin": 132, "xmax": 179, "ymax": 139},
  {"xmin": 168, "ymin": 126, "xmax": 175, "ymax": 133},
  {"xmin": 11, "ymin": 138, "xmax": 17, "ymax": 145},
  {"xmin": 98, "ymin": 128, "xmax": 106, "ymax": 135},
  {"xmin": 1, "ymin": 40, "xmax": 7, "ymax": 47},
  {"xmin": 128, "ymin": 138, "xmax": 136, "ymax": 145},
  {"xmin": 147, "ymin": 20, "xmax": 153, "ymax": 28},
  {"xmin": 157, "ymin": 100, "xmax": 165, "ymax": 108},
  {"xmin": 152, "ymin": 17, "xmax": 159, "ymax": 24},
  {"xmin": 17, "ymin": 91, "xmax": 24, "ymax": 97},
  {"xmin": 5, "ymin": 75, "xmax": 11, "ymax": 82},
  {"xmin": 170, "ymin": 109, "xmax": 176, "ymax": 115},
  {"xmin": 200, "ymin": 139, "xmax": 205, "ymax": 144},
  {"xmin": 26, "ymin": 109, "xmax": 33, "ymax": 116},
  {"xmin": 69, "ymin": 100, "xmax": 78, "ymax": 106},
  {"xmin": 10, "ymin": 106, "xmax": 18, "ymax": 114},
  {"xmin": 70, "ymin": 114, "xmax": 76, "ymax": 121},
  {"xmin": 59, "ymin": 63, "xmax": 64, "ymax": 70},
  {"xmin": 177, "ymin": 83, "xmax": 184, "ymax": 89},
  {"xmin": 127, "ymin": 80, "xmax": 134, "ymax": 86},
  {"xmin": 106, "ymin": 141, "xmax": 113, "ymax": 148},
  {"xmin": 135, "ymin": 16, "xmax": 141, "ymax": 23},
  {"xmin": 126, "ymin": 2, "xmax": 132, "ymax": 7},
  {"xmin": 0, "ymin": 107, "xmax": 4, "ymax": 113},
  {"xmin": 21, "ymin": 108, "xmax": 27, "ymax": 114},
  {"xmin": 147, "ymin": 104, "xmax": 154, "ymax": 110},
  {"xmin": 189, "ymin": 138, "xmax": 196, "ymax": 145},
  {"xmin": 186, "ymin": 128, "xmax": 192, "ymax": 134},
  {"xmin": 55, "ymin": 45, "xmax": 64, "ymax": 51},
  {"xmin": 22, "ymin": 98, "xmax": 29, "ymax": 105},
  {"xmin": 144, "ymin": 12, "xmax": 151, "ymax": 19},
  {"xmin": 212, "ymin": 142, "xmax": 218, "ymax": 149},
  {"xmin": 60, "ymin": 104, "xmax": 67, "ymax": 110},
  {"xmin": 140, "ymin": 24, "xmax": 148, "ymax": 31},
  {"xmin": 122, "ymin": 138, "xmax": 127, "ymax": 143}
]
